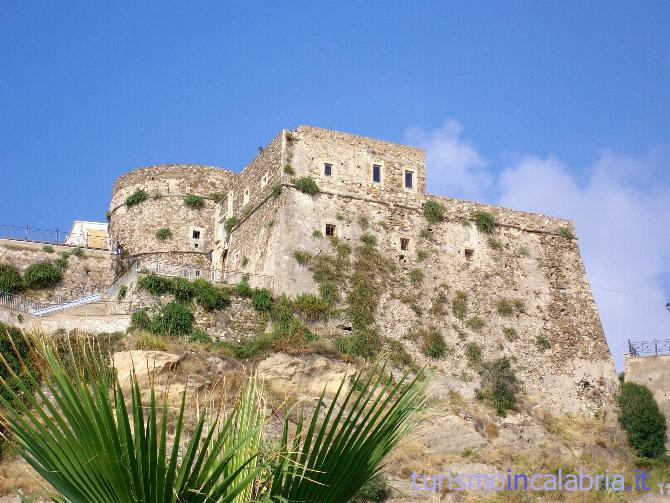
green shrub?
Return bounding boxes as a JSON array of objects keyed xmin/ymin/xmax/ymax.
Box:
[
  {"xmin": 17, "ymin": 314, "xmax": 24, "ymax": 323},
  {"xmin": 466, "ymin": 317, "xmax": 486, "ymax": 330},
  {"xmin": 183, "ymin": 194, "xmax": 205, "ymax": 209},
  {"xmin": 311, "ymin": 230, "xmax": 323, "ymax": 239},
  {"xmin": 0, "ymin": 264, "xmax": 24, "ymax": 293},
  {"xmin": 240, "ymin": 256, "xmax": 249, "ymax": 267},
  {"xmin": 209, "ymin": 192, "xmax": 225, "ymax": 203},
  {"xmin": 117, "ymin": 285, "xmax": 127, "ymax": 300},
  {"xmin": 408, "ymin": 268, "xmax": 424, "ymax": 286},
  {"xmin": 465, "ymin": 342, "xmax": 482, "ymax": 367},
  {"xmin": 125, "ymin": 189, "xmax": 149, "ymax": 207},
  {"xmin": 424, "ymin": 200, "xmax": 445, "ymax": 223},
  {"xmin": 473, "ymin": 211, "xmax": 496, "ymax": 234},
  {"xmin": 293, "ymin": 177, "xmax": 319, "ymax": 195},
  {"xmin": 138, "ymin": 274, "xmax": 173, "ymax": 296},
  {"xmin": 358, "ymin": 216, "xmax": 370, "ymax": 229},
  {"xmin": 335, "ymin": 329, "xmax": 381, "ymax": 359},
  {"xmin": 155, "ymin": 228, "xmax": 173, "ymax": 240},
  {"xmin": 351, "ymin": 473, "xmax": 388, "ymax": 503},
  {"xmin": 617, "ymin": 382, "xmax": 667, "ymax": 459},
  {"xmin": 54, "ymin": 257, "xmax": 69, "ymax": 270},
  {"xmin": 152, "ymin": 302, "xmax": 195, "ymax": 337},
  {"xmin": 452, "ymin": 291, "xmax": 468, "ymax": 320},
  {"xmin": 106, "ymin": 210, "xmax": 112, "ymax": 221},
  {"xmin": 429, "ymin": 291, "xmax": 448, "ymax": 316},
  {"xmin": 189, "ymin": 328, "xmax": 211, "ymax": 344},
  {"xmin": 135, "ymin": 332, "xmax": 167, "ymax": 351},
  {"xmin": 284, "ymin": 164, "xmax": 295, "ymax": 175},
  {"xmin": 224, "ymin": 217, "xmax": 239, "ymax": 234},
  {"xmin": 171, "ymin": 277, "xmax": 196, "ymax": 303},
  {"xmin": 419, "ymin": 228, "xmax": 434, "ymax": 240},
  {"xmin": 419, "ymin": 327, "xmax": 447, "ymax": 359},
  {"xmin": 503, "ymin": 327, "xmax": 518, "ymax": 341},
  {"xmin": 536, "ymin": 334, "xmax": 552, "ymax": 351},
  {"xmin": 24, "ymin": 261, "xmax": 63, "ymax": 289},
  {"xmin": 476, "ymin": 357, "xmax": 518, "ymax": 416},
  {"xmin": 293, "ymin": 250, "xmax": 312, "ymax": 266},
  {"xmin": 487, "ymin": 237, "xmax": 502, "ymax": 250},
  {"xmin": 235, "ymin": 280, "xmax": 253, "ymax": 298},
  {"xmin": 558, "ymin": 227, "xmax": 576, "ymax": 240},
  {"xmin": 42, "ymin": 245, "xmax": 55, "ymax": 253},
  {"xmin": 224, "ymin": 332, "xmax": 275, "ymax": 359},
  {"xmin": 361, "ymin": 233, "xmax": 377, "ymax": 246},
  {"xmin": 271, "ymin": 184, "xmax": 283, "ymax": 198},
  {"xmin": 192, "ymin": 279, "xmax": 230, "ymax": 311},
  {"xmin": 71, "ymin": 247, "xmax": 84, "ymax": 258},
  {"xmin": 293, "ymin": 293, "xmax": 330, "ymax": 321},
  {"xmin": 130, "ymin": 309, "xmax": 152, "ymax": 331},
  {"xmin": 251, "ymin": 289, "xmax": 273, "ymax": 311},
  {"xmin": 416, "ymin": 250, "xmax": 429, "ymax": 262},
  {"xmin": 497, "ymin": 298, "xmax": 514, "ymax": 316},
  {"xmin": 0, "ymin": 323, "xmax": 39, "ymax": 405}
]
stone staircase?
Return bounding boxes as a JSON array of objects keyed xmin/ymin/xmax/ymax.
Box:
[{"xmin": 31, "ymin": 293, "xmax": 102, "ymax": 316}]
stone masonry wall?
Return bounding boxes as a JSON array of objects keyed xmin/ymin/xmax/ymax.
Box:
[
  {"xmin": 109, "ymin": 164, "xmax": 235, "ymax": 265},
  {"xmin": 268, "ymin": 187, "xmax": 616, "ymax": 414},
  {"xmin": 0, "ymin": 239, "xmax": 115, "ymax": 302}
]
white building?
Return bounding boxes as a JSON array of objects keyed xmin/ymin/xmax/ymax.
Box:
[{"xmin": 65, "ymin": 221, "xmax": 110, "ymax": 249}]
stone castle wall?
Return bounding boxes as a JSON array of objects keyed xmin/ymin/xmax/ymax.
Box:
[
  {"xmin": 0, "ymin": 239, "xmax": 115, "ymax": 302},
  {"xmin": 266, "ymin": 186, "xmax": 616, "ymax": 414},
  {"xmin": 109, "ymin": 164, "xmax": 235, "ymax": 265}
]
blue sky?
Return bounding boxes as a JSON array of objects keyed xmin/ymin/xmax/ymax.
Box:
[{"xmin": 1, "ymin": 1, "xmax": 669, "ymax": 366}]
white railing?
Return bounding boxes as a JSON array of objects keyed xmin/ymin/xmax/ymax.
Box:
[
  {"xmin": 0, "ymin": 291, "xmax": 54, "ymax": 313},
  {"xmin": 136, "ymin": 258, "xmax": 275, "ymax": 290}
]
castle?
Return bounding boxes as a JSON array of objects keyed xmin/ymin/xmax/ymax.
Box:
[{"xmin": 1, "ymin": 126, "xmax": 619, "ymax": 414}]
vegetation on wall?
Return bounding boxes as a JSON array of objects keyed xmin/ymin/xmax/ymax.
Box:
[
  {"xmin": 536, "ymin": 334, "xmax": 552, "ymax": 351},
  {"xmin": 137, "ymin": 273, "xmax": 231, "ymax": 312},
  {"xmin": 476, "ymin": 356, "xmax": 518, "ymax": 416},
  {"xmin": 0, "ymin": 264, "xmax": 24, "ymax": 293},
  {"xmin": 418, "ymin": 326, "xmax": 447, "ymax": 359},
  {"xmin": 271, "ymin": 184, "xmax": 282, "ymax": 198},
  {"xmin": 472, "ymin": 210, "xmax": 497, "ymax": 234},
  {"xmin": 224, "ymin": 217, "xmax": 239, "ymax": 234},
  {"xmin": 452, "ymin": 291, "xmax": 468, "ymax": 320},
  {"xmin": 155, "ymin": 227, "xmax": 173, "ymax": 240},
  {"xmin": 23, "ymin": 261, "xmax": 64, "ymax": 289},
  {"xmin": 117, "ymin": 285, "xmax": 127, "ymax": 300},
  {"xmin": 184, "ymin": 194, "xmax": 205, "ymax": 209},
  {"xmin": 424, "ymin": 200, "xmax": 445, "ymax": 223},
  {"xmin": 617, "ymin": 381, "xmax": 667, "ymax": 459},
  {"xmin": 131, "ymin": 302, "xmax": 195, "ymax": 337},
  {"xmin": 293, "ymin": 176, "xmax": 320, "ymax": 195},
  {"xmin": 558, "ymin": 227, "xmax": 576, "ymax": 240},
  {"xmin": 42, "ymin": 245, "xmax": 55, "ymax": 253},
  {"xmin": 497, "ymin": 297, "xmax": 525, "ymax": 316},
  {"xmin": 209, "ymin": 192, "xmax": 225, "ymax": 203},
  {"xmin": 125, "ymin": 189, "xmax": 149, "ymax": 207}
]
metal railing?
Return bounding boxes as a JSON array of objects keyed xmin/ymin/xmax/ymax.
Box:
[
  {"xmin": 0, "ymin": 291, "xmax": 56, "ymax": 313},
  {"xmin": 0, "ymin": 224, "xmax": 111, "ymax": 250},
  {"xmin": 136, "ymin": 258, "xmax": 275, "ymax": 290},
  {"xmin": 628, "ymin": 339, "xmax": 670, "ymax": 356}
]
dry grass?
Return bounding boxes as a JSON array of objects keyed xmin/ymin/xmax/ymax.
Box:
[{"xmin": 0, "ymin": 459, "xmax": 48, "ymax": 497}]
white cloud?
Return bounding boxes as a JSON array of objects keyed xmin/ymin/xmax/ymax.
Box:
[
  {"xmin": 409, "ymin": 120, "xmax": 670, "ymax": 369},
  {"xmin": 405, "ymin": 120, "xmax": 492, "ymax": 201}
]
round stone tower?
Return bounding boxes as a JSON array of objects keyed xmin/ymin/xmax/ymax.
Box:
[{"xmin": 108, "ymin": 164, "xmax": 235, "ymax": 267}]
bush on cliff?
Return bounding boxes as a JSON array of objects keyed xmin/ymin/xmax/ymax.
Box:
[
  {"xmin": 0, "ymin": 264, "xmax": 24, "ymax": 293},
  {"xmin": 617, "ymin": 381, "xmax": 667, "ymax": 459},
  {"xmin": 183, "ymin": 194, "xmax": 205, "ymax": 209},
  {"xmin": 23, "ymin": 261, "xmax": 63, "ymax": 289},
  {"xmin": 423, "ymin": 200, "xmax": 445, "ymax": 223},
  {"xmin": 293, "ymin": 176, "xmax": 320, "ymax": 195},
  {"xmin": 125, "ymin": 189, "xmax": 148, "ymax": 207},
  {"xmin": 476, "ymin": 356, "xmax": 518, "ymax": 416}
]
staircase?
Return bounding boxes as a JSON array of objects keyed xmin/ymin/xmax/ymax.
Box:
[{"xmin": 31, "ymin": 293, "xmax": 102, "ymax": 316}]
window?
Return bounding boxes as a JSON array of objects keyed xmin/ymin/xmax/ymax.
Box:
[
  {"xmin": 325, "ymin": 223, "xmax": 336, "ymax": 237},
  {"xmin": 261, "ymin": 173, "xmax": 269, "ymax": 188},
  {"xmin": 400, "ymin": 238, "xmax": 410, "ymax": 251},
  {"xmin": 465, "ymin": 248, "xmax": 474, "ymax": 261},
  {"xmin": 404, "ymin": 170, "xmax": 414, "ymax": 189},
  {"xmin": 192, "ymin": 230, "xmax": 201, "ymax": 239},
  {"xmin": 324, "ymin": 163, "xmax": 332, "ymax": 176},
  {"xmin": 194, "ymin": 243, "xmax": 199, "ymax": 249},
  {"xmin": 243, "ymin": 188, "xmax": 250, "ymax": 205},
  {"xmin": 372, "ymin": 164, "xmax": 382, "ymax": 183}
]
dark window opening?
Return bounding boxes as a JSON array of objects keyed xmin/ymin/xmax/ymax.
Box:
[
  {"xmin": 372, "ymin": 164, "xmax": 381, "ymax": 183},
  {"xmin": 192, "ymin": 230, "xmax": 201, "ymax": 239},
  {"xmin": 404, "ymin": 170, "xmax": 414, "ymax": 189},
  {"xmin": 324, "ymin": 163, "xmax": 332, "ymax": 176},
  {"xmin": 194, "ymin": 243, "xmax": 199, "ymax": 249},
  {"xmin": 465, "ymin": 248, "xmax": 474, "ymax": 260},
  {"xmin": 325, "ymin": 224, "xmax": 336, "ymax": 237},
  {"xmin": 400, "ymin": 238, "xmax": 410, "ymax": 251}
]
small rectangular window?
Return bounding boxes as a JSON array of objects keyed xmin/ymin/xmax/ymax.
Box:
[
  {"xmin": 404, "ymin": 170, "xmax": 414, "ymax": 189},
  {"xmin": 465, "ymin": 248, "xmax": 474, "ymax": 261},
  {"xmin": 400, "ymin": 238, "xmax": 410, "ymax": 251},
  {"xmin": 372, "ymin": 164, "xmax": 381, "ymax": 183},
  {"xmin": 324, "ymin": 163, "xmax": 332, "ymax": 176},
  {"xmin": 192, "ymin": 230, "xmax": 201, "ymax": 239},
  {"xmin": 325, "ymin": 224, "xmax": 336, "ymax": 237},
  {"xmin": 243, "ymin": 188, "xmax": 250, "ymax": 205}
]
